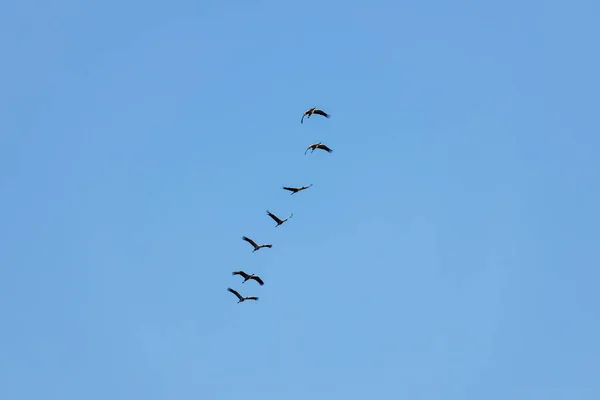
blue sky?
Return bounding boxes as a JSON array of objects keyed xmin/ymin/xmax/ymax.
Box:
[{"xmin": 1, "ymin": 0, "xmax": 599, "ymax": 399}]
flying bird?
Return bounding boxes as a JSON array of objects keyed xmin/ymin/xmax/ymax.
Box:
[
  {"xmin": 227, "ymin": 287, "xmax": 259, "ymax": 303},
  {"xmin": 232, "ymin": 270, "xmax": 265, "ymax": 286},
  {"xmin": 266, "ymin": 210, "xmax": 293, "ymax": 227},
  {"xmin": 242, "ymin": 236, "xmax": 273, "ymax": 252},
  {"xmin": 301, "ymin": 107, "xmax": 330, "ymax": 124},
  {"xmin": 305, "ymin": 142, "xmax": 333, "ymax": 155},
  {"xmin": 282, "ymin": 184, "xmax": 313, "ymax": 195}
]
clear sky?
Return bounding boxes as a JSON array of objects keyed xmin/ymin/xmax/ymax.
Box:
[{"xmin": 1, "ymin": 1, "xmax": 599, "ymax": 399}]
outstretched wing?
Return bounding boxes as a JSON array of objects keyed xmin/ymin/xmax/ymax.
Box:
[
  {"xmin": 313, "ymin": 109, "xmax": 330, "ymax": 118},
  {"xmin": 262, "ymin": 244, "xmax": 273, "ymax": 248},
  {"xmin": 266, "ymin": 210, "xmax": 283, "ymax": 224},
  {"xmin": 227, "ymin": 287, "xmax": 244, "ymax": 301},
  {"xmin": 282, "ymin": 187, "xmax": 298, "ymax": 192},
  {"xmin": 246, "ymin": 296, "xmax": 259, "ymax": 301},
  {"xmin": 242, "ymin": 236, "xmax": 259, "ymax": 249},
  {"xmin": 301, "ymin": 184, "xmax": 313, "ymax": 190},
  {"xmin": 233, "ymin": 270, "xmax": 250, "ymax": 279},
  {"xmin": 251, "ymin": 276, "xmax": 265, "ymax": 286},
  {"xmin": 318, "ymin": 144, "xmax": 332, "ymax": 153}
]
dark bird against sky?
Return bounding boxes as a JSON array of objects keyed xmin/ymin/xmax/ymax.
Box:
[
  {"xmin": 227, "ymin": 287, "xmax": 259, "ymax": 303},
  {"xmin": 282, "ymin": 184, "xmax": 313, "ymax": 195},
  {"xmin": 242, "ymin": 236, "xmax": 273, "ymax": 252},
  {"xmin": 266, "ymin": 210, "xmax": 293, "ymax": 227},
  {"xmin": 305, "ymin": 142, "xmax": 333, "ymax": 155},
  {"xmin": 232, "ymin": 270, "xmax": 265, "ymax": 286},
  {"xmin": 301, "ymin": 107, "xmax": 330, "ymax": 124}
]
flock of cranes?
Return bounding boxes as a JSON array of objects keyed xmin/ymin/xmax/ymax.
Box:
[{"xmin": 227, "ymin": 106, "xmax": 331, "ymax": 304}]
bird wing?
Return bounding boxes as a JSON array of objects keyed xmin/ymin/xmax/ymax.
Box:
[
  {"xmin": 318, "ymin": 144, "xmax": 332, "ymax": 152},
  {"xmin": 313, "ymin": 109, "xmax": 330, "ymax": 118},
  {"xmin": 282, "ymin": 187, "xmax": 297, "ymax": 192},
  {"xmin": 262, "ymin": 244, "xmax": 273, "ymax": 248},
  {"xmin": 227, "ymin": 287, "xmax": 244, "ymax": 301},
  {"xmin": 242, "ymin": 236, "xmax": 259, "ymax": 248},
  {"xmin": 266, "ymin": 211, "xmax": 283, "ymax": 224},
  {"xmin": 251, "ymin": 276, "xmax": 265, "ymax": 285},
  {"xmin": 246, "ymin": 296, "xmax": 259, "ymax": 301},
  {"xmin": 233, "ymin": 270, "xmax": 249, "ymax": 279},
  {"xmin": 301, "ymin": 184, "xmax": 313, "ymax": 190}
]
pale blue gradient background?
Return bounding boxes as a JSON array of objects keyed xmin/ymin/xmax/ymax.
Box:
[{"xmin": 1, "ymin": 1, "xmax": 599, "ymax": 399}]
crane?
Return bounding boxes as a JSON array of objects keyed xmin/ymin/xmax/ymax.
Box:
[
  {"xmin": 282, "ymin": 184, "xmax": 313, "ymax": 195},
  {"xmin": 266, "ymin": 210, "xmax": 293, "ymax": 227},
  {"xmin": 227, "ymin": 287, "xmax": 259, "ymax": 303},
  {"xmin": 301, "ymin": 107, "xmax": 330, "ymax": 124},
  {"xmin": 232, "ymin": 270, "xmax": 265, "ymax": 286},
  {"xmin": 242, "ymin": 236, "xmax": 273, "ymax": 252},
  {"xmin": 305, "ymin": 142, "xmax": 333, "ymax": 155}
]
